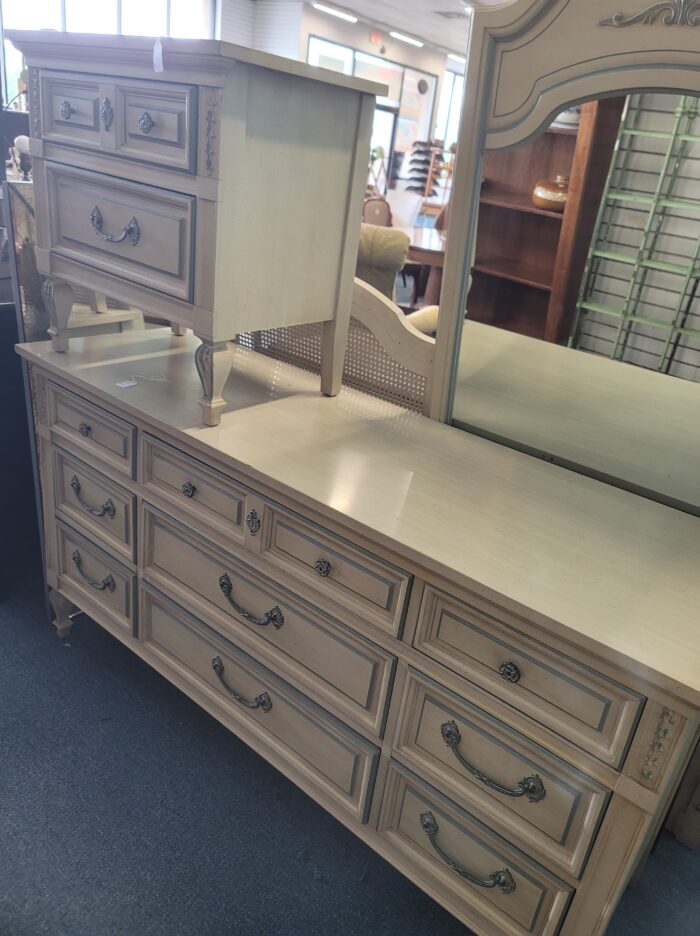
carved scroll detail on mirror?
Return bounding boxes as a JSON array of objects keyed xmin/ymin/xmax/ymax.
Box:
[{"xmin": 600, "ymin": 1, "xmax": 700, "ymax": 26}]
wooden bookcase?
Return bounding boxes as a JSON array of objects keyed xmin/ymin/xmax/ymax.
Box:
[{"xmin": 468, "ymin": 98, "xmax": 625, "ymax": 342}]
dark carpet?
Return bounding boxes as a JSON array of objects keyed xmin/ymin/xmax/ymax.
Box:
[{"xmin": 1, "ymin": 559, "xmax": 698, "ymax": 936}]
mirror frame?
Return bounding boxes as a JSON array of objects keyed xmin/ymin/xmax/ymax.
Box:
[{"xmin": 430, "ymin": 0, "xmax": 700, "ymax": 421}]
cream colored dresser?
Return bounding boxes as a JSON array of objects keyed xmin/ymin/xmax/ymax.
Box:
[
  {"xmin": 18, "ymin": 330, "xmax": 700, "ymax": 936},
  {"xmin": 7, "ymin": 31, "xmax": 380, "ymax": 425}
]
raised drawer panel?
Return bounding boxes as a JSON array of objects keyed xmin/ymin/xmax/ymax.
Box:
[
  {"xmin": 379, "ymin": 764, "xmax": 572, "ymax": 936},
  {"xmin": 114, "ymin": 78, "xmax": 196, "ymax": 172},
  {"xmin": 47, "ymin": 381, "xmax": 135, "ymax": 478},
  {"xmin": 56, "ymin": 521, "xmax": 135, "ymax": 635},
  {"xmin": 141, "ymin": 434, "xmax": 247, "ymax": 547},
  {"xmin": 40, "ymin": 73, "xmax": 102, "ymax": 148},
  {"xmin": 414, "ymin": 585, "xmax": 644, "ymax": 767},
  {"xmin": 142, "ymin": 506, "xmax": 395, "ymax": 736},
  {"xmin": 42, "ymin": 161, "xmax": 195, "ymax": 301},
  {"xmin": 258, "ymin": 503, "xmax": 411, "ymax": 636},
  {"xmin": 140, "ymin": 586, "xmax": 379, "ymax": 821},
  {"xmin": 393, "ymin": 670, "xmax": 609, "ymax": 877},
  {"xmin": 53, "ymin": 446, "xmax": 135, "ymax": 562}
]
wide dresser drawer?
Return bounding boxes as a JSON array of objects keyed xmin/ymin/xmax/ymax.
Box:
[
  {"xmin": 392, "ymin": 670, "xmax": 609, "ymax": 877},
  {"xmin": 41, "ymin": 161, "xmax": 195, "ymax": 301},
  {"xmin": 140, "ymin": 586, "xmax": 379, "ymax": 821},
  {"xmin": 378, "ymin": 764, "xmax": 572, "ymax": 936},
  {"xmin": 414, "ymin": 585, "xmax": 644, "ymax": 767},
  {"xmin": 142, "ymin": 505, "xmax": 395, "ymax": 736}
]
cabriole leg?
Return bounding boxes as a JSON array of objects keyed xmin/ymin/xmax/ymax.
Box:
[
  {"xmin": 43, "ymin": 278, "xmax": 75, "ymax": 353},
  {"xmin": 194, "ymin": 338, "xmax": 232, "ymax": 427},
  {"xmin": 48, "ymin": 589, "xmax": 75, "ymax": 638}
]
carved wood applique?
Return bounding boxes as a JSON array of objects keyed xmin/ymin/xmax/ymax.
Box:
[
  {"xmin": 600, "ymin": 1, "xmax": 700, "ymax": 25},
  {"xmin": 640, "ymin": 707, "xmax": 677, "ymax": 783}
]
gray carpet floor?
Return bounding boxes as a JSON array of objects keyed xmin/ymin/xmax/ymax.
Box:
[{"xmin": 1, "ymin": 559, "xmax": 698, "ymax": 936}]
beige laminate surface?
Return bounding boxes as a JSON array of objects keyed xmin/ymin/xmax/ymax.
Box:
[
  {"xmin": 18, "ymin": 329, "xmax": 700, "ymax": 701},
  {"xmin": 454, "ymin": 319, "xmax": 700, "ymax": 514}
]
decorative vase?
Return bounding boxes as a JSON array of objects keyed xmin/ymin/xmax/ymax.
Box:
[{"xmin": 532, "ymin": 174, "xmax": 569, "ymax": 211}]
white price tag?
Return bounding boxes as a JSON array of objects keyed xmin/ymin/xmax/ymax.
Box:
[{"xmin": 153, "ymin": 38, "xmax": 164, "ymax": 73}]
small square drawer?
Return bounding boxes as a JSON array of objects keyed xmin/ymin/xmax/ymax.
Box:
[
  {"xmin": 56, "ymin": 521, "xmax": 135, "ymax": 636},
  {"xmin": 47, "ymin": 381, "xmax": 136, "ymax": 478},
  {"xmin": 256, "ymin": 502, "xmax": 412, "ymax": 637},
  {"xmin": 141, "ymin": 434, "xmax": 248, "ymax": 548},
  {"xmin": 414, "ymin": 585, "xmax": 644, "ymax": 768},
  {"xmin": 40, "ymin": 72, "xmax": 103, "ymax": 149},
  {"xmin": 53, "ymin": 446, "xmax": 135, "ymax": 562},
  {"xmin": 378, "ymin": 764, "xmax": 572, "ymax": 936},
  {"xmin": 140, "ymin": 585, "xmax": 379, "ymax": 822},
  {"xmin": 393, "ymin": 670, "xmax": 609, "ymax": 877},
  {"xmin": 113, "ymin": 77, "xmax": 197, "ymax": 173}
]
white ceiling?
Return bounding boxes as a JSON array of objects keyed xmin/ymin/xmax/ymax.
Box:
[{"xmin": 315, "ymin": 1, "xmax": 473, "ymax": 55}]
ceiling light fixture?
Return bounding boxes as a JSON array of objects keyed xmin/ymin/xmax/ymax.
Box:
[
  {"xmin": 312, "ymin": 3, "xmax": 358, "ymax": 23},
  {"xmin": 389, "ymin": 31, "xmax": 424, "ymax": 48},
  {"xmin": 447, "ymin": 53, "xmax": 467, "ymax": 64}
]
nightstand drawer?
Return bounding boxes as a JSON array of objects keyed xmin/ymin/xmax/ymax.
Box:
[
  {"xmin": 414, "ymin": 585, "xmax": 644, "ymax": 767},
  {"xmin": 379, "ymin": 764, "xmax": 572, "ymax": 936},
  {"xmin": 42, "ymin": 161, "xmax": 195, "ymax": 301},
  {"xmin": 47, "ymin": 381, "xmax": 136, "ymax": 478},
  {"xmin": 393, "ymin": 670, "xmax": 609, "ymax": 877},
  {"xmin": 56, "ymin": 521, "xmax": 135, "ymax": 636},
  {"xmin": 40, "ymin": 73, "xmax": 102, "ymax": 148},
  {"xmin": 141, "ymin": 586, "xmax": 379, "ymax": 822},
  {"xmin": 113, "ymin": 77, "xmax": 196, "ymax": 172},
  {"xmin": 53, "ymin": 446, "xmax": 135, "ymax": 562}
]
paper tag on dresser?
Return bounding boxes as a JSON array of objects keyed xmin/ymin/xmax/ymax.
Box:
[{"xmin": 153, "ymin": 39, "xmax": 164, "ymax": 73}]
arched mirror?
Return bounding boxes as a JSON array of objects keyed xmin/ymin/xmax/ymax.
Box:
[{"xmin": 433, "ymin": 0, "xmax": 700, "ymax": 514}]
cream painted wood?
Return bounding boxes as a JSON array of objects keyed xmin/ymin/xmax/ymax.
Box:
[
  {"xmin": 52, "ymin": 446, "xmax": 135, "ymax": 562},
  {"xmin": 141, "ymin": 505, "xmax": 395, "ymax": 737},
  {"xmin": 378, "ymin": 763, "xmax": 573, "ymax": 936},
  {"xmin": 140, "ymin": 586, "xmax": 379, "ymax": 822},
  {"xmin": 413, "ymin": 584, "xmax": 644, "ymax": 767},
  {"xmin": 48, "ymin": 588, "xmax": 75, "ymax": 639},
  {"xmin": 392, "ymin": 668, "xmax": 610, "ymax": 878},
  {"xmin": 9, "ymin": 30, "xmax": 383, "ymax": 426},
  {"xmin": 46, "ymin": 380, "xmax": 136, "ymax": 478}
]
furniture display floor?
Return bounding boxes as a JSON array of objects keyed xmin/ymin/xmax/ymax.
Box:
[{"xmin": 1, "ymin": 561, "xmax": 697, "ymax": 936}]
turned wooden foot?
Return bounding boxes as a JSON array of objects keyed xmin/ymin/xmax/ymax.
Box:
[
  {"xmin": 194, "ymin": 338, "xmax": 232, "ymax": 427},
  {"xmin": 48, "ymin": 589, "xmax": 75, "ymax": 638},
  {"xmin": 171, "ymin": 323, "xmax": 188, "ymax": 336},
  {"xmin": 43, "ymin": 278, "xmax": 75, "ymax": 352}
]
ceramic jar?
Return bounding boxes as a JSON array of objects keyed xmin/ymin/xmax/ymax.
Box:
[{"xmin": 532, "ymin": 174, "xmax": 569, "ymax": 211}]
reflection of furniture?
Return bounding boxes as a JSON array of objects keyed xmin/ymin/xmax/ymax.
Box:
[
  {"xmin": 9, "ymin": 30, "xmax": 380, "ymax": 426},
  {"xmin": 356, "ymin": 224, "xmax": 409, "ymax": 300},
  {"xmin": 362, "ymin": 196, "xmax": 392, "ymax": 227},
  {"xmin": 469, "ymin": 98, "xmax": 624, "ymax": 341},
  {"xmin": 19, "ymin": 327, "xmax": 700, "ymax": 936},
  {"xmin": 399, "ymin": 225, "xmax": 447, "ymax": 306}
]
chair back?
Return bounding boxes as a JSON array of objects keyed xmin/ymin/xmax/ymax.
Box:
[{"xmin": 362, "ymin": 196, "xmax": 393, "ymax": 227}]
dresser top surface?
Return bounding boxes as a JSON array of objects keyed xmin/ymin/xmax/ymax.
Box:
[
  {"xmin": 5, "ymin": 30, "xmax": 386, "ymax": 97},
  {"xmin": 18, "ymin": 330, "xmax": 700, "ymax": 701}
]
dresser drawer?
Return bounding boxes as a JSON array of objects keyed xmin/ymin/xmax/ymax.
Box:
[
  {"xmin": 113, "ymin": 77, "xmax": 196, "ymax": 172},
  {"xmin": 141, "ymin": 435, "xmax": 248, "ymax": 548},
  {"xmin": 414, "ymin": 585, "xmax": 644, "ymax": 767},
  {"xmin": 142, "ymin": 506, "xmax": 396, "ymax": 736},
  {"xmin": 56, "ymin": 521, "xmax": 135, "ymax": 636},
  {"xmin": 40, "ymin": 72, "xmax": 103, "ymax": 149},
  {"xmin": 53, "ymin": 446, "xmax": 135, "ymax": 562},
  {"xmin": 393, "ymin": 670, "xmax": 609, "ymax": 877},
  {"xmin": 257, "ymin": 503, "xmax": 411, "ymax": 636},
  {"xmin": 47, "ymin": 382, "xmax": 136, "ymax": 478},
  {"xmin": 379, "ymin": 764, "xmax": 572, "ymax": 936},
  {"xmin": 42, "ymin": 161, "xmax": 195, "ymax": 302},
  {"xmin": 140, "ymin": 586, "xmax": 379, "ymax": 821}
]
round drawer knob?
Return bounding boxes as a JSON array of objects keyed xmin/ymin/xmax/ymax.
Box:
[
  {"xmin": 499, "ymin": 661, "xmax": 521, "ymax": 684},
  {"xmin": 181, "ymin": 481, "xmax": 196, "ymax": 499},
  {"xmin": 138, "ymin": 111, "xmax": 155, "ymax": 134},
  {"xmin": 60, "ymin": 100, "xmax": 74, "ymax": 120},
  {"xmin": 78, "ymin": 422, "xmax": 92, "ymax": 437},
  {"xmin": 314, "ymin": 559, "xmax": 332, "ymax": 577}
]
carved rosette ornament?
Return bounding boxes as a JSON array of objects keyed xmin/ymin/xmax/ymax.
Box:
[
  {"xmin": 29, "ymin": 66, "xmax": 41, "ymax": 137},
  {"xmin": 600, "ymin": 1, "xmax": 700, "ymax": 25},
  {"xmin": 640, "ymin": 707, "xmax": 677, "ymax": 783}
]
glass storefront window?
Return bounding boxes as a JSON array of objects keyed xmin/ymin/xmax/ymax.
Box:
[
  {"xmin": 353, "ymin": 51, "xmax": 403, "ymax": 108},
  {"xmin": 65, "ymin": 0, "xmax": 118, "ymax": 33},
  {"xmin": 307, "ymin": 36, "xmax": 353, "ymax": 75}
]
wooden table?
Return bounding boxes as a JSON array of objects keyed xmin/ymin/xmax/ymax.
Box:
[{"xmin": 399, "ymin": 225, "xmax": 447, "ymax": 306}]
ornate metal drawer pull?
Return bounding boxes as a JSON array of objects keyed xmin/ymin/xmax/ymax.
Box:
[
  {"xmin": 100, "ymin": 97, "xmax": 113, "ymax": 130},
  {"xmin": 70, "ymin": 475, "xmax": 116, "ymax": 519},
  {"xmin": 181, "ymin": 481, "xmax": 196, "ymax": 498},
  {"xmin": 218, "ymin": 573, "xmax": 284, "ymax": 628},
  {"xmin": 78, "ymin": 422, "xmax": 92, "ymax": 437},
  {"xmin": 59, "ymin": 100, "xmax": 74, "ymax": 120},
  {"xmin": 90, "ymin": 206, "xmax": 141, "ymax": 246},
  {"xmin": 246, "ymin": 509, "xmax": 261, "ymax": 536},
  {"xmin": 499, "ymin": 661, "xmax": 521, "ymax": 684},
  {"xmin": 420, "ymin": 811, "xmax": 516, "ymax": 894},
  {"xmin": 71, "ymin": 549, "xmax": 116, "ymax": 593},
  {"xmin": 137, "ymin": 111, "xmax": 155, "ymax": 134},
  {"xmin": 440, "ymin": 721, "xmax": 546, "ymax": 803},
  {"xmin": 314, "ymin": 558, "xmax": 332, "ymax": 577},
  {"xmin": 211, "ymin": 655, "xmax": 272, "ymax": 712}
]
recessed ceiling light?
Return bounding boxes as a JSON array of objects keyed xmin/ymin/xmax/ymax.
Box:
[
  {"xmin": 312, "ymin": 3, "xmax": 358, "ymax": 23},
  {"xmin": 389, "ymin": 31, "xmax": 424, "ymax": 48},
  {"xmin": 447, "ymin": 53, "xmax": 467, "ymax": 64}
]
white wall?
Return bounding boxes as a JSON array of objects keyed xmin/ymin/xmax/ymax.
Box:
[{"xmin": 218, "ymin": 0, "xmax": 255, "ymax": 46}]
